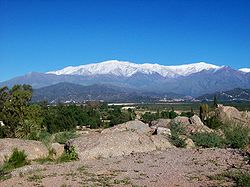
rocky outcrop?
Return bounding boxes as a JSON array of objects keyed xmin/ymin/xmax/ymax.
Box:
[
  {"xmin": 72, "ymin": 120, "xmax": 174, "ymax": 160},
  {"xmin": 216, "ymin": 105, "xmax": 250, "ymax": 126},
  {"xmin": 156, "ymin": 127, "xmax": 171, "ymax": 136},
  {"xmin": 171, "ymin": 116, "xmax": 191, "ymax": 126},
  {"xmin": 151, "ymin": 119, "xmax": 172, "ymax": 128},
  {"xmin": 186, "ymin": 115, "xmax": 214, "ymax": 134},
  {"xmin": 170, "ymin": 115, "xmax": 213, "ymax": 135},
  {"xmin": 0, "ymin": 138, "xmax": 49, "ymax": 163},
  {"xmin": 51, "ymin": 143, "xmax": 64, "ymax": 159},
  {"xmin": 179, "ymin": 135, "xmax": 195, "ymax": 149},
  {"xmin": 101, "ymin": 120, "xmax": 153, "ymax": 135}
]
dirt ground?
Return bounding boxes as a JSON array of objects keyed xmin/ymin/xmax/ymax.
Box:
[{"xmin": 1, "ymin": 148, "xmax": 249, "ymax": 187}]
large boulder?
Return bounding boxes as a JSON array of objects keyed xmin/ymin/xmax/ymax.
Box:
[
  {"xmin": 216, "ymin": 105, "xmax": 250, "ymax": 126},
  {"xmin": 72, "ymin": 120, "xmax": 174, "ymax": 160},
  {"xmin": 179, "ymin": 135, "xmax": 195, "ymax": 149},
  {"xmin": 0, "ymin": 138, "xmax": 49, "ymax": 163},
  {"xmin": 171, "ymin": 116, "xmax": 191, "ymax": 126},
  {"xmin": 51, "ymin": 143, "xmax": 64, "ymax": 159},
  {"xmin": 151, "ymin": 119, "xmax": 172, "ymax": 128},
  {"xmin": 101, "ymin": 120, "xmax": 153, "ymax": 135},
  {"xmin": 170, "ymin": 115, "xmax": 213, "ymax": 135},
  {"xmin": 150, "ymin": 135, "xmax": 175, "ymax": 150},
  {"xmin": 156, "ymin": 127, "xmax": 171, "ymax": 136},
  {"xmin": 187, "ymin": 115, "xmax": 214, "ymax": 134}
]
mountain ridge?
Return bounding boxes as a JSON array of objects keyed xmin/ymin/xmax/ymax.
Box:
[
  {"xmin": 46, "ymin": 60, "xmax": 221, "ymax": 78},
  {"xmin": 1, "ymin": 60, "xmax": 250, "ymax": 97},
  {"xmin": 196, "ymin": 88, "xmax": 250, "ymax": 101},
  {"xmin": 32, "ymin": 82, "xmax": 184, "ymax": 103}
]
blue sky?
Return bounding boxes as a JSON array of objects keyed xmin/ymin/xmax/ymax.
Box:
[{"xmin": 0, "ymin": 0, "xmax": 250, "ymax": 81}]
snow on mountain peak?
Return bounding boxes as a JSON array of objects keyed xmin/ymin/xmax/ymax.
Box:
[
  {"xmin": 239, "ymin": 68, "xmax": 250, "ymax": 73},
  {"xmin": 47, "ymin": 60, "xmax": 221, "ymax": 77}
]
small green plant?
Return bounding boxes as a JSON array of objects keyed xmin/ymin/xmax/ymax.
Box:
[
  {"xmin": 57, "ymin": 146, "xmax": 78, "ymax": 163},
  {"xmin": 37, "ymin": 131, "xmax": 53, "ymax": 147},
  {"xmin": 191, "ymin": 132, "xmax": 225, "ymax": 148},
  {"xmin": 0, "ymin": 148, "xmax": 29, "ymax": 180},
  {"xmin": 170, "ymin": 123, "xmax": 187, "ymax": 148},
  {"xmin": 210, "ymin": 171, "xmax": 250, "ymax": 187},
  {"xmin": 223, "ymin": 124, "xmax": 250, "ymax": 149},
  {"xmin": 54, "ymin": 131, "xmax": 77, "ymax": 144},
  {"xmin": 234, "ymin": 172, "xmax": 250, "ymax": 187}
]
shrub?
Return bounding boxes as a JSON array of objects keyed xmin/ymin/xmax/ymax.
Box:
[
  {"xmin": 57, "ymin": 146, "xmax": 78, "ymax": 163},
  {"xmin": 191, "ymin": 132, "xmax": 225, "ymax": 148},
  {"xmin": 180, "ymin": 112, "xmax": 194, "ymax": 118},
  {"xmin": 170, "ymin": 134, "xmax": 187, "ymax": 148},
  {"xmin": 37, "ymin": 131, "xmax": 53, "ymax": 147},
  {"xmin": 170, "ymin": 123, "xmax": 187, "ymax": 148},
  {"xmin": 212, "ymin": 171, "xmax": 250, "ymax": 187},
  {"xmin": 223, "ymin": 124, "xmax": 250, "ymax": 149},
  {"xmin": 234, "ymin": 172, "xmax": 250, "ymax": 187},
  {"xmin": 0, "ymin": 126, "xmax": 6, "ymax": 138},
  {"xmin": 0, "ymin": 148, "xmax": 29, "ymax": 179},
  {"xmin": 54, "ymin": 131, "xmax": 77, "ymax": 144},
  {"xmin": 204, "ymin": 116, "xmax": 223, "ymax": 129}
]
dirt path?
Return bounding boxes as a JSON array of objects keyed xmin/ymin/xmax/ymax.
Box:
[{"xmin": 1, "ymin": 148, "xmax": 249, "ymax": 187}]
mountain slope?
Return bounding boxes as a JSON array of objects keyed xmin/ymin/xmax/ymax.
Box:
[
  {"xmin": 32, "ymin": 82, "xmax": 184, "ymax": 103},
  {"xmin": 196, "ymin": 88, "xmax": 250, "ymax": 101}
]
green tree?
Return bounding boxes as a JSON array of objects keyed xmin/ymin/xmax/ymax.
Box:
[
  {"xmin": 199, "ymin": 104, "xmax": 209, "ymax": 122},
  {"xmin": 213, "ymin": 95, "xmax": 218, "ymax": 108},
  {"xmin": 0, "ymin": 85, "xmax": 32, "ymax": 138}
]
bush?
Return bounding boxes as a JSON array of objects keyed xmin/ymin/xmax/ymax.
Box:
[
  {"xmin": 213, "ymin": 171, "xmax": 250, "ymax": 187},
  {"xmin": 54, "ymin": 131, "xmax": 77, "ymax": 144},
  {"xmin": 191, "ymin": 132, "xmax": 225, "ymax": 148},
  {"xmin": 180, "ymin": 112, "xmax": 194, "ymax": 118},
  {"xmin": 37, "ymin": 131, "xmax": 53, "ymax": 147},
  {"xmin": 170, "ymin": 123, "xmax": 187, "ymax": 148},
  {"xmin": 235, "ymin": 172, "xmax": 250, "ymax": 187},
  {"xmin": 57, "ymin": 146, "xmax": 78, "ymax": 163},
  {"xmin": 0, "ymin": 148, "xmax": 29, "ymax": 178},
  {"xmin": 223, "ymin": 124, "xmax": 250, "ymax": 149},
  {"xmin": 0, "ymin": 126, "xmax": 6, "ymax": 138},
  {"xmin": 205, "ymin": 116, "xmax": 223, "ymax": 129}
]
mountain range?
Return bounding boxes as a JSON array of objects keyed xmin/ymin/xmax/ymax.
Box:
[
  {"xmin": 1, "ymin": 60, "xmax": 250, "ymax": 99},
  {"xmin": 31, "ymin": 82, "xmax": 185, "ymax": 103}
]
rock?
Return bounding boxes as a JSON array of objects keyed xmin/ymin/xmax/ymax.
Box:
[
  {"xmin": 73, "ymin": 131, "xmax": 156, "ymax": 160},
  {"xmin": 171, "ymin": 116, "xmax": 191, "ymax": 126},
  {"xmin": 73, "ymin": 120, "xmax": 174, "ymax": 160},
  {"xmin": 11, "ymin": 164, "xmax": 46, "ymax": 177},
  {"xmin": 170, "ymin": 115, "xmax": 213, "ymax": 135},
  {"xmin": 151, "ymin": 119, "xmax": 172, "ymax": 128},
  {"xmin": 151, "ymin": 135, "xmax": 175, "ymax": 150},
  {"xmin": 186, "ymin": 115, "xmax": 214, "ymax": 134},
  {"xmin": 216, "ymin": 105, "xmax": 250, "ymax": 126},
  {"xmin": 0, "ymin": 138, "xmax": 49, "ymax": 164},
  {"xmin": 51, "ymin": 143, "xmax": 64, "ymax": 159},
  {"xmin": 101, "ymin": 120, "xmax": 153, "ymax": 135},
  {"xmin": 190, "ymin": 115, "xmax": 203, "ymax": 126},
  {"xmin": 179, "ymin": 135, "xmax": 195, "ymax": 149},
  {"xmin": 156, "ymin": 127, "xmax": 171, "ymax": 136}
]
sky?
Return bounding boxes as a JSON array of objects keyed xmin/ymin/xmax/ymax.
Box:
[{"xmin": 0, "ymin": 0, "xmax": 250, "ymax": 81}]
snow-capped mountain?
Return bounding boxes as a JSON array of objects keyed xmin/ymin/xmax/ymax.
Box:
[
  {"xmin": 1, "ymin": 60, "xmax": 250, "ymax": 97},
  {"xmin": 47, "ymin": 60, "xmax": 221, "ymax": 78},
  {"xmin": 239, "ymin": 68, "xmax": 250, "ymax": 73}
]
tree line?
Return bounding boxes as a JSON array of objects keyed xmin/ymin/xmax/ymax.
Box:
[{"xmin": 0, "ymin": 85, "xmax": 135, "ymax": 139}]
